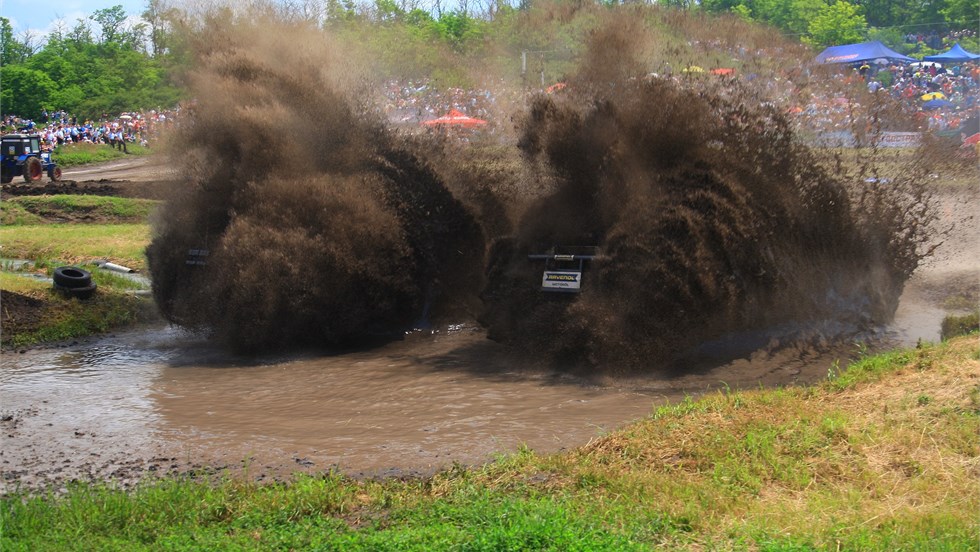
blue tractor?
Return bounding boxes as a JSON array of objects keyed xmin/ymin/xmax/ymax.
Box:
[{"xmin": 1, "ymin": 133, "xmax": 62, "ymax": 184}]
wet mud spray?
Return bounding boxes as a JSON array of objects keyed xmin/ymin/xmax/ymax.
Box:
[
  {"xmin": 147, "ymin": 21, "xmax": 485, "ymax": 353},
  {"xmin": 148, "ymin": 16, "xmax": 933, "ymax": 370}
]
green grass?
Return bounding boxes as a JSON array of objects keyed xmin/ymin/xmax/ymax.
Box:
[
  {"xmin": 51, "ymin": 142, "xmax": 150, "ymax": 167},
  {"xmin": 0, "ymin": 269, "xmax": 156, "ymax": 349},
  {"xmin": 0, "ymin": 270, "xmax": 51, "ymax": 294},
  {"xmin": 1, "ymin": 195, "xmax": 159, "ymax": 225},
  {"xmin": 0, "ymin": 223, "xmax": 149, "ymax": 271},
  {"xmin": 0, "ymin": 197, "xmax": 154, "ymax": 347},
  {"xmin": 0, "ymin": 206, "xmax": 155, "ymax": 348},
  {"xmin": 0, "ymin": 202, "xmax": 45, "ymax": 225},
  {"xmin": 3, "ymin": 337, "xmax": 976, "ymax": 550},
  {"xmin": 1, "ymin": 289, "xmax": 158, "ymax": 349},
  {"xmin": 941, "ymin": 310, "xmax": 979, "ymax": 341}
]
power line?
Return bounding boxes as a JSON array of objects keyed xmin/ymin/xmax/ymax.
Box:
[{"xmin": 779, "ymin": 18, "xmax": 980, "ymax": 38}]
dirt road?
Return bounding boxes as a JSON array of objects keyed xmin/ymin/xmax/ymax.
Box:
[{"xmin": 1, "ymin": 155, "xmax": 182, "ymax": 201}]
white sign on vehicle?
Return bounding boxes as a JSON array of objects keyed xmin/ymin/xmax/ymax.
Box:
[
  {"xmin": 542, "ymin": 270, "xmax": 581, "ymax": 292},
  {"xmin": 879, "ymin": 132, "xmax": 922, "ymax": 148}
]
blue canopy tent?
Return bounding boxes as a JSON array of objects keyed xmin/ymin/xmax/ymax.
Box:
[
  {"xmin": 924, "ymin": 43, "xmax": 980, "ymax": 63},
  {"xmin": 815, "ymin": 41, "xmax": 915, "ymax": 64},
  {"xmin": 922, "ymin": 98, "xmax": 953, "ymax": 110}
]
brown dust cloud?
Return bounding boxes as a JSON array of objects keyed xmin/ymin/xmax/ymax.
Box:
[
  {"xmin": 147, "ymin": 14, "xmax": 933, "ymax": 372},
  {"xmin": 146, "ymin": 19, "xmax": 484, "ymax": 352}
]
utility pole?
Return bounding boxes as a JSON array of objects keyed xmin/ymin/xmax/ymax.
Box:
[{"xmin": 522, "ymin": 49, "xmax": 563, "ymax": 89}]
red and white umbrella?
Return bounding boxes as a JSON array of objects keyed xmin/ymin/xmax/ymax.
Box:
[{"xmin": 421, "ymin": 109, "xmax": 487, "ymax": 128}]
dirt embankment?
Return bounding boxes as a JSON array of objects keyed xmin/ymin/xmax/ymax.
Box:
[{"xmin": 1, "ymin": 155, "xmax": 181, "ymax": 202}]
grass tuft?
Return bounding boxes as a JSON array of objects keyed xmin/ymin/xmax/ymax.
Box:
[
  {"xmin": 52, "ymin": 142, "xmax": 150, "ymax": 168},
  {"xmin": 1, "ymin": 195, "xmax": 159, "ymax": 225},
  {"xmin": 941, "ymin": 310, "xmax": 979, "ymax": 341},
  {"xmin": 0, "ymin": 223, "xmax": 149, "ymax": 271}
]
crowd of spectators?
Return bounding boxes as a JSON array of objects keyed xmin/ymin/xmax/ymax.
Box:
[
  {"xmin": 883, "ymin": 61, "xmax": 979, "ymax": 133},
  {"xmin": 794, "ymin": 60, "xmax": 979, "ymax": 138},
  {"xmin": 379, "ymin": 78, "xmax": 528, "ymax": 135},
  {"xmin": 1, "ymin": 109, "xmax": 180, "ymax": 152},
  {"xmin": 3, "ymin": 34, "xmax": 978, "ymax": 156}
]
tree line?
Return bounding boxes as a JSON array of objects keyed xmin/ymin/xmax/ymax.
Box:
[
  {"xmin": 1, "ymin": 0, "xmax": 976, "ymax": 121},
  {"xmin": 0, "ymin": 4, "xmax": 185, "ymax": 122}
]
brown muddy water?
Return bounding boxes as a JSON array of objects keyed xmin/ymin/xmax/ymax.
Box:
[
  {"xmin": 0, "ymin": 306, "xmax": 943, "ymax": 493},
  {"xmin": 0, "ymin": 326, "xmax": 672, "ymax": 491}
]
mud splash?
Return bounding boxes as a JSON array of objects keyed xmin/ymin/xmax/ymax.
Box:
[
  {"xmin": 146, "ymin": 12, "xmax": 934, "ymax": 371},
  {"xmin": 479, "ymin": 23, "xmax": 935, "ymax": 371},
  {"xmin": 146, "ymin": 19, "xmax": 484, "ymax": 353}
]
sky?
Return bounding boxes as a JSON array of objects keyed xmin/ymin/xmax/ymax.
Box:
[{"xmin": 2, "ymin": 0, "xmax": 148, "ymax": 37}]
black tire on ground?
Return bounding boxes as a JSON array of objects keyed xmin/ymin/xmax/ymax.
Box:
[
  {"xmin": 53, "ymin": 282, "xmax": 98, "ymax": 300},
  {"xmin": 0, "ymin": 167, "xmax": 11, "ymax": 184},
  {"xmin": 23, "ymin": 157, "xmax": 43, "ymax": 182},
  {"xmin": 48, "ymin": 166, "xmax": 62, "ymax": 181},
  {"xmin": 53, "ymin": 266, "xmax": 93, "ymax": 289}
]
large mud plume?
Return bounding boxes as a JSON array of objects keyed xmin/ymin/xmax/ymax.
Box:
[
  {"xmin": 479, "ymin": 18, "xmax": 934, "ymax": 371},
  {"xmin": 146, "ymin": 18, "xmax": 484, "ymax": 352},
  {"xmin": 147, "ymin": 9, "xmax": 934, "ymax": 368}
]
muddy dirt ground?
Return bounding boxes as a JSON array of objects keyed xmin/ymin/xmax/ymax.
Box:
[
  {"xmin": 1, "ymin": 156, "xmax": 977, "ymax": 493},
  {"xmin": 0, "ymin": 155, "xmax": 181, "ymax": 201}
]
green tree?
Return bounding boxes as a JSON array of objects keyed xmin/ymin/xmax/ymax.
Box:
[
  {"xmin": 67, "ymin": 18, "xmax": 95, "ymax": 46},
  {"xmin": 90, "ymin": 5, "xmax": 127, "ymax": 44},
  {"xmin": 943, "ymin": 0, "xmax": 980, "ymax": 30},
  {"xmin": 867, "ymin": 26, "xmax": 908, "ymax": 52},
  {"xmin": 405, "ymin": 8, "xmax": 435, "ymax": 27},
  {"xmin": 0, "ymin": 65, "xmax": 57, "ymax": 117},
  {"xmin": 141, "ymin": 0, "xmax": 186, "ymax": 57},
  {"xmin": 754, "ymin": 0, "xmax": 827, "ymax": 35},
  {"xmin": 4, "ymin": 4, "xmax": 184, "ymax": 121},
  {"xmin": 375, "ymin": 0, "xmax": 405, "ymax": 22},
  {"xmin": 731, "ymin": 4, "xmax": 753, "ymax": 20},
  {"xmin": 857, "ymin": 0, "xmax": 953, "ymax": 29},
  {"xmin": 433, "ymin": 11, "xmax": 485, "ymax": 49},
  {"xmin": 853, "ymin": 0, "xmax": 904, "ymax": 28},
  {"xmin": 806, "ymin": 1, "xmax": 868, "ymax": 47},
  {"xmin": 700, "ymin": 0, "xmax": 744, "ymax": 12},
  {"xmin": 700, "ymin": 0, "xmax": 831, "ymax": 36},
  {"xmin": 0, "ymin": 17, "xmax": 30, "ymax": 65}
]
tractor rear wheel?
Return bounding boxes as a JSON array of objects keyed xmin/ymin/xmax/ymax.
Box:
[{"xmin": 23, "ymin": 157, "xmax": 43, "ymax": 182}]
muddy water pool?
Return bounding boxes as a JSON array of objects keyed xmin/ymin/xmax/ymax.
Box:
[
  {"xmin": 1, "ymin": 327, "xmax": 687, "ymax": 490},
  {"xmin": 1, "ymin": 312, "xmax": 936, "ymax": 493}
]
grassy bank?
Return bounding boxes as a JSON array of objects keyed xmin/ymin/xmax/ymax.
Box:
[
  {"xmin": 51, "ymin": 142, "xmax": 151, "ymax": 168},
  {"xmin": 0, "ymin": 195, "xmax": 158, "ymax": 348},
  {"xmin": 0, "ymin": 223, "xmax": 149, "ymax": 271},
  {"xmin": 1, "ymin": 195, "xmax": 158, "ymax": 227},
  {"xmin": 0, "ymin": 271, "xmax": 158, "ymax": 349},
  {"xmin": 2, "ymin": 335, "xmax": 977, "ymax": 550},
  {"xmin": 0, "ymin": 197, "xmax": 154, "ymax": 270}
]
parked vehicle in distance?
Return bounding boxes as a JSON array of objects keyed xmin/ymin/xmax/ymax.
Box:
[{"xmin": 1, "ymin": 133, "xmax": 62, "ymax": 183}]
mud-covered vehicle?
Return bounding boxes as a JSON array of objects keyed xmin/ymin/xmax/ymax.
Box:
[{"xmin": 1, "ymin": 133, "xmax": 62, "ymax": 183}]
